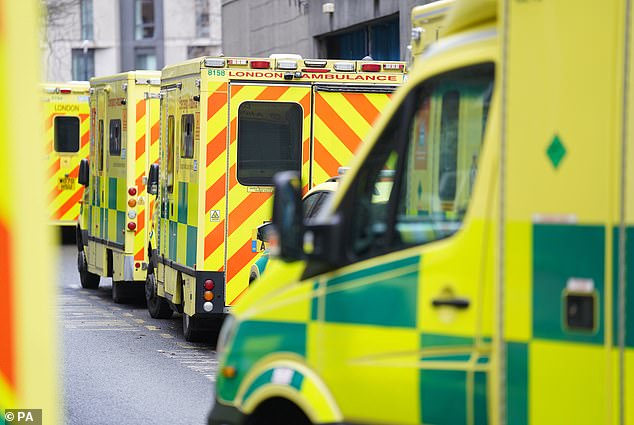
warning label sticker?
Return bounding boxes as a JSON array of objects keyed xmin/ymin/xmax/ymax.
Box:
[{"xmin": 210, "ymin": 210, "xmax": 221, "ymax": 222}]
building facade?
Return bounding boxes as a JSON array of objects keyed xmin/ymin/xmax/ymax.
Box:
[
  {"xmin": 43, "ymin": 0, "xmax": 222, "ymax": 82},
  {"xmin": 221, "ymin": 0, "xmax": 436, "ymax": 61}
]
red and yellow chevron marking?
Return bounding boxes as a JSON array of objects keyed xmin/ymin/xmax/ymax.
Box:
[
  {"xmin": 312, "ymin": 91, "xmax": 392, "ymax": 186},
  {"xmin": 225, "ymin": 84, "xmax": 312, "ymax": 304},
  {"xmin": 44, "ymin": 96, "xmax": 90, "ymax": 225},
  {"xmin": 133, "ymin": 94, "xmax": 160, "ymax": 262}
]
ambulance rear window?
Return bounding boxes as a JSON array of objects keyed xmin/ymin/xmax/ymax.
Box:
[
  {"xmin": 237, "ymin": 101, "xmax": 302, "ymax": 186},
  {"xmin": 54, "ymin": 116, "xmax": 80, "ymax": 153},
  {"xmin": 109, "ymin": 119, "xmax": 122, "ymax": 156}
]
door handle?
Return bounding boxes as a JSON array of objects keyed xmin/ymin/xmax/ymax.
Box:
[{"xmin": 432, "ymin": 297, "xmax": 470, "ymax": 309}]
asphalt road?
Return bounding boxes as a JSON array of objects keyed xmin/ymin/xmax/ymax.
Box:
[{"xmin": 57, "ymin": 244, "xmax": 218, "ymax": 425}]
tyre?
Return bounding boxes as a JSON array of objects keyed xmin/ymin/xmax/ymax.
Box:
[
  {"xmin": 77, "ymin": 250, "xmax": 100, "ymax": 289},
  {"xmin": 111, "ymin": 280, "xmax": 129, "ymax": 304},
  {"xmin": 182, "ymin": 313, "xmax": 205, "ymax": 342},
  {"xmin": 145, "ymin": 272, "xmax": 172, "ymax": 319}
]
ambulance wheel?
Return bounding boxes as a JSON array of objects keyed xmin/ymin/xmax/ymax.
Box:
[
  {"xmin": 145, "ymin": 272, "xmax": 172, "ymax": 319},
  {"xmin": 182, "ymin": 313, "xmax": 205, "ymax": 342},
  {"xmin": 78, "ymin": 250, "xmax": 100, "ymax": 289}
]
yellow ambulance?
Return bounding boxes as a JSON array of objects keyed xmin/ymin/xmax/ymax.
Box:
[
  {"xmin": 145, "ymin": 55, "xmax": 406, "ymax": 341},
  {"xmin": 76, "ymin": 71, "xmax": 160, "ymax": 303},
  {"xmin": 209, "ymin": 0, "xmax": 634, "ymax": 424},
  {"xmin": 41, "ymin": 81, "xmax": 90, "ymax": 226},
  {"xmin": 1, "ymin": 0, "xmax": 58, "ymax": 423},
  {"xmin": 408, "ymin": 0, "xmax": 453, "ymax": 65}
]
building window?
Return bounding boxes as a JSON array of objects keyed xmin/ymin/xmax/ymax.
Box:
[
  {"xmin": 237, "ymin": 102, "xmax": 302, "ymax": 186},
  {"xmin": 72, "ymin": 49, "xmax": 95, "ymax": 81},
  {"xmin": 135, "ymin": 0, "xmax": 155, "ymax": 40},
  {"xmin": 321, "ymin": 15, "xmax": 399, "ymax": 61},
  {"xmin": 195, "ymin": 0, "xmax": 210, "ymax": 38},
  {"xmin": 54, "ymin": 117, "xmax": 80, "ymax": 153},
  {"xmin": 135, "ymin": 48, "xmax": 157, "ymax": 69},
  {"xmin": 80, "ymin": 0, "xmax": 93, "ymax": 40}
]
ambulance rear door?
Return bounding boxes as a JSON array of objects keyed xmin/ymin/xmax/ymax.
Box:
[
  {"xmin": 88, "ymin": 88, "xmax": 107, "ymax": 273},
  {"xmin": 157, "ymin": 84, "xmax": 179, "ymax": 287},
  {"xmin": 225, "ymin": 82, "xmax": 311, "ymax": 303}
]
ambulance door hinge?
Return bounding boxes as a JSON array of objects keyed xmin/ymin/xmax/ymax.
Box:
[
  {"xmin": 195, "ymin": 79, "xmax": 201, "ymax": 88},
  {"xmin": 145, "ymin": 92, "xmax": 161, "ymax": 100}
]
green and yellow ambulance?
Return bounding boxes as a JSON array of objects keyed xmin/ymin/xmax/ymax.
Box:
[
  {"xmin": 209, "ymin": 0, "xmax": 634, "ymax": 424},
  {"xmin": 76, "ymin": 71, "xmax": 160, "ymax": 303}
]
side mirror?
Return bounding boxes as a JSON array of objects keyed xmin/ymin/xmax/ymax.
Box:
[
  {"xmin": 147, "ymin": 163, "xmax": 159, "ymax": 195},
  {"xmin": 78, "ymin": 158, "xmax": 89, "ymax": 187},
  {"xmin": 271, "ymin": 171, "xmax": 303, "ymax": 262}
]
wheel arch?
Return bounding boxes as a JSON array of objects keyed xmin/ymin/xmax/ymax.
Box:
[{"xmin": 236, "ymin": 356, "xmax": 342, "ymax": 424}]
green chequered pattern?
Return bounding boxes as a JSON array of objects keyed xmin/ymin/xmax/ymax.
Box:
[
  {"xmin": 169, "ymin": 221, "xmax": 177, "ymax": 261},
  {"xmin": 242, "ymin": 368, "xmax": 305, "ymax": 402},
  {"xmin": 421, "ymin": 369, "xmax": 468, "ymax": 424},
  {"xmin": 166, "ymin": 181, "xmax": 198, "ymax": 266},
  {"xmin": 108, "ymin": 177, "xmax": 118, "ymax": 209},
  {"xmin": 613, "ymin": 227, "xmax": 634, "ymax": 348},
  {"xmin": 324, "ymin": 255, "xmax": 419, "ymax": 327},
  {"xmin": 186, "ymin": 225, "xmax": 197, "ymax": 267},
  {"xmin": 100, "ymin": 207, "xmax": 105, "ymax": 239},
  {"xmin": 533, "ymin": 224, "xmax": 605, "ymax": 344},
  {"xmin": 178, "ymin": 181, "xmax": 188, "ymax": 223},
  {"xmin": 419, "ymin": 333, "xmax": 488, "ymax": 425},
  {"xmin": 507, "ymin": 342, "xmax": 528, "ymax": 425},
  {"xmin": 165, "ymin": 220, "xmax": 197, "ymax": 268},
  {"xmin": 103, "ymin": 177, "xmax": 127, "ymax": 244},
  {"xmin": 219, "ymin": 320, "xmax": 307, "ymax": 401},
  {"xmin": 116, "ymin": 211, "xmax": 125, "ymax": 244},
  {"xmin": 310, "ymin": 281, "xmax": 319, "ymax": 321}
]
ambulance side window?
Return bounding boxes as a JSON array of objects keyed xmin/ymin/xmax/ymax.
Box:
[
  {"xmin": 181, "ymin": 113, "xmax": 194, "ymax": 159},
  {"xmin": 54, "ymin": 116, "xmax": 80, "ymax": 153},
  {"xmin": 347, "ymin": 63, "xmax": 494, "ymax": 258},
  {"xmin": 109, "ymin": 119, "xmax": 122, "ymax": 156},
  {"xmin": 98, "ymin": 120, "xmax": 104, "ymax": 171},
  {"xmin": 237, "ymin": 101, "xmax": 302, "ymax": 186},
  {"xmin": 395, "ymin": 64, "xmax": 493, "ymax": 246},
  {"xmin": 167, "ymin": 115, "xmax": 175, "ymax": 193}
]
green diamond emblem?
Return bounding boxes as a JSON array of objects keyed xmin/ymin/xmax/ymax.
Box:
[{"xmin": 546, "ymin": 134, "xmax": 566, "ymax": 169}]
